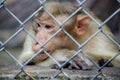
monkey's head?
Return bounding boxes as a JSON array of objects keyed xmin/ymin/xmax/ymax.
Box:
[{"xmin": 32, "ymin": 1, "xmax": 91, "ymax": 60}]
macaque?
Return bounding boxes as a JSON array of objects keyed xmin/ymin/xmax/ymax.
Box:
[{"xmin": 18, "ymin": 1, "xmax": 120, "ymax": 69}]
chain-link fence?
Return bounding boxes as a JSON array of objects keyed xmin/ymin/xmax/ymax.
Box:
[{"xmin": 0, "ymin": 0, "xmax": 120, "ymax": 80}]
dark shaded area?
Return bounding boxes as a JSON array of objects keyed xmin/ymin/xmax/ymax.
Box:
[{"xmin": 85, "ymin": 0, "xmax": 120, "ymax": 34}]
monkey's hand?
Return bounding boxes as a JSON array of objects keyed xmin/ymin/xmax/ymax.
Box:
[
  {"xmin": 98, "ymin": 58, "xmax": 113, "ymax": 67},
  {"xmin": 67, "ymin": 56, "xmax": 91, "ymax": 70},
  {"xmin": 51, "ymin": 56, "xmax": 91, "ymax": 70}
]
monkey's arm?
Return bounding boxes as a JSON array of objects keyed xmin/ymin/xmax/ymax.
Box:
[
  {"xmin": 18, "ymin": 34, "xmax": 35, "ymax": 63},
  {"xmin": 37, "ymin": 49, "xmax": 93, "ymax": 70}
]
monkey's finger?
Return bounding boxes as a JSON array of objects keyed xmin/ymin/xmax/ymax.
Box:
[
  {"xmin": 73, "ymin": 57, "xmax": 90, "ymax": 70},
  {"xmin": 77, "ymin": 60, "xmax": 89, "ymax": 70},
  {"xmin": 69, "ymin": 61, "xmax": 81, "ymax": 69}
]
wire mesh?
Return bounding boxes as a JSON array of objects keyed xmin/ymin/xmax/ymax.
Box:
[{"xmin": 0, "ymin": 0, "xmax": 120, "ymax": 80}]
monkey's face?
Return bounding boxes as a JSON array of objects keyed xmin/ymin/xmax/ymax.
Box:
[{"xmin": 32, "ymin": 15, "xmax": 72, "ymax": 54}]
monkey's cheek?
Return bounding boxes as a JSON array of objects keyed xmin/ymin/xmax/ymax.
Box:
[{"xmin": 32, "ymin": 45, "xmax": 40, "ymax": 52}]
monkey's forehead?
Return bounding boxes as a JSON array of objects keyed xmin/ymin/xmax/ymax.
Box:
[
  {"xmin": 38, "ymin": 13, "xmax": 68, "ymax": 21},
  {"xmin": 35, "ymin": 1, "xmax": 79, "ymax": 18},
  {"xmin": 35, "ymin": 13, "xmax": 76, "ymax": 27},
  {"xmin": 44, "ymin": 1, "xmax": 78, "ymax": 15}
]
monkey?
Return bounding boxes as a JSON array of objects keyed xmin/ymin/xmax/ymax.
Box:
[{"xmin": 18, "ymin": 1, "xmax": 120, "ymax": 69}]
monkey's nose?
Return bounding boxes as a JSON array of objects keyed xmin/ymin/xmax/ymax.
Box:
[
  {"xmin": 34, "ymin": 41, "xmax": 39, "ymax": 45},
  {"xmin": 33, "ymin": 41, "xmax": 40, "ymax": 52}
]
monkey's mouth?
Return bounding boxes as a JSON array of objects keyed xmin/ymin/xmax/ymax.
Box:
[{"xmin": 36, "ymin": 51, "xmax": 51, "ymax": 61}]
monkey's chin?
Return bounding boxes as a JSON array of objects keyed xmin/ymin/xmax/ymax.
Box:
[{"xmin": 36, "ymin": 51, "xmax": 51, "ymax": 61}]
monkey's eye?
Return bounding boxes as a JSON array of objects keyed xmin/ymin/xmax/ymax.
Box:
[
  {"xmin": 37, "ymin": 23, "xmax": 41, "ymax": 27},
  {"xmin": 45, "ymin": 24, "xmax": 54, "ymax": 29}
]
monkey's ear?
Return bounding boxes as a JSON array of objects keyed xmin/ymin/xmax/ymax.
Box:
[{"xmin": 75, "ymin": 15, "xmax": 90, "ymax": 35}]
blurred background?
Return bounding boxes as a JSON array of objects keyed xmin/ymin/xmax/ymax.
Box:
[{"xmin": 0, "ymin": 0, "xmax": 120, "ymax": 66}]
